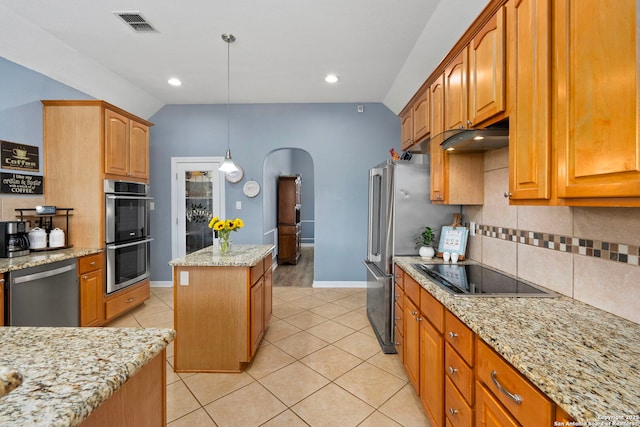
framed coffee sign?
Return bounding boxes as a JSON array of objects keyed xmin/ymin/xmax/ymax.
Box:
[
  {"xmin": 1, "ymin": 140, "xmax": 39, "ymax": 172},
  {"xmin": 0, "ymin": 173, "xmax": 44, "ymax": 195}
]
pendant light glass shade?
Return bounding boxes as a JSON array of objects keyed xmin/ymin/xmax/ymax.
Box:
[
  {"xmin": 219, "ymin": 33, "xmax": 239, "ymax": 173},
  {"xmin": 219, "ymin": 148, "xmax": 238, "ymax": 172}
]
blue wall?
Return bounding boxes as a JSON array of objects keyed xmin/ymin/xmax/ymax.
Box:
[{"xmin": 149, "ymin": 103, "xmax": 398, "ymax": 282}]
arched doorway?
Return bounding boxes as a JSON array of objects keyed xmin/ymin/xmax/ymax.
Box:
[{"xmin": 263, "ymin": 148, "xmax": 314, "ymax": 286}]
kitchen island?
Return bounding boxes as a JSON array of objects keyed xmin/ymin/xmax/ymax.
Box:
[
  {"xmin": 169, "ymin": 244, "xmax": 274, "ymax": 372},
  {"xmin": 0, "ymin": 326, "xmax": 175, "ymax": 426},
  {"xmin": 395, "ymin": 257, "xmax": 640, "ymax": 424}
]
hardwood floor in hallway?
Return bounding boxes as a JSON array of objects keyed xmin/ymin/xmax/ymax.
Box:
[{"xmin": 273, "ymin": 246, "xmax": 314, "ymax": 287}]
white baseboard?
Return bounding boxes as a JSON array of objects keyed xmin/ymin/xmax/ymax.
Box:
[
  {"xmin": 312, "ymin": 281, "xmax": 367, "ymax": 289},
  {"xmin": 151, "ymin": 281, "xmax": 173, "ymax": 288}
]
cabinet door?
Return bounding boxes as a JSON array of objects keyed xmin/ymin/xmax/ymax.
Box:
[
  {"xmin": 129, "ymin": 120, "xmax": 150, "ymax": 179},
  {"xmin": 555, "ymin": 0, "xmax": 640, "ymax": 199},
  {"xmin": 404, "ymin": 297, "xmax": 420, "ymax": 392},
  {"xmin": 80, "ymin": 269, "xmax": 105, "ymax": 327},
  {"xmin": 445, "ymin": 47, "xmax": 469, "ymax": 131},
  {"xmin": 507, "ymin": 0, "xmax": 552, "ymax": 201},
  {"xmin": 413, "ymin": 88, "xmax": 430, "ymax": 142},
  {"xmin": 420, "ymin": 316, "xmax": 444, "ymax": 427},
  {"xmin": 430, "ymin": 75, "xmax": 446, "ymax": 203},
  {"xmin": 468, "ymin": 8, "xmax": 506, "ymax": 126},
  {"xmin": 400, "ymin": 109, "xmax": 414, "ymax": 151},
  {"xmin": 105, "ymin": 109, "xmax": 130, "ymax": 177},
  {"xmin": 250, "ymin": 278, "xmax": 265, "ymax": 357},
  {"xmin": 475, "ymin": 383, "xmax": 519, "ymax": 427}
]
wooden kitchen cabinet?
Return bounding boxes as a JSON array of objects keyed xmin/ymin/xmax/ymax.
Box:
[
  {"xmin": 400, "ymin": 108, "xmax": 414, "ymax": 151},
  {"xmin": 173, "ymin": 252, "xmax": 272, "ymax": 372},
  {"xmin": 394, "ymin": 265, "xmax": 405, "ymax": 359},
  {"xmin": 105, "ymin": 109, "xmax": 150, "ymax": 180},
  {"xmin": 468, "ymin": 7, "xmax": 506, "ymax": 127},
  {"xmin": 555, "ymin": 0, "xmax": 640, "ymax": 203},
  {"xmin": 104, "ymin": 280, "xmax": 150, "ymax": 322},
  {"xmin": 444, "ymin": 48, "xmax": 469, "ymax": 131},
  {"xmin": 506, "ymin": 0, "xmax": 552, "ymax": 202},
  {"xmin": 278, "ymin": 175, "xmax": 302, "ymax": 265},
  {"xmin": 404, "ymin": 296, "xmax": 421, "ymax": 392},
  {"xmin": 78, "ymin": 253, "xmax": 105, "ymax": 327},
  {"xmin": 421, "ymin": 309, "xmax": 445, "ymax": 427},
  {"xmin": 42, "ymin": 100, "xmax": 153, "ymax": 248},
  {"xmin": 430, "ymin": 74, "xmax": 446, "ymax": 203},
  {"xmin": 413, "ymin": 87, "xmax": 431, "ymax": 143}
]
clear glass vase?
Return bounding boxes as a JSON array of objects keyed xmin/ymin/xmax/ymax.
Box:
[{"xmin": 219, "ymin": 236, "xmax": 232, "ymax": 254}]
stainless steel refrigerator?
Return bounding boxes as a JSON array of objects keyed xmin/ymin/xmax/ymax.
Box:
[{"xmin": 364, "ymin": 159, "xmax": 460, "ymax": 353}]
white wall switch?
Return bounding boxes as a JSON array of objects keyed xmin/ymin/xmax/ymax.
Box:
[
  {"xmin": 470, "ymin": 221, "xmax": 476, "ymax": 236},
  {"xmin": 149, "ymin": 201, "xmax": 155, "ymax": 211},
  {"xmin": 179, "ymin": 271, "xmax": 189, "ymax": 286},
  {"xmin": 236, "ymin": 201, "xmax": 242, "ymax": 210}
]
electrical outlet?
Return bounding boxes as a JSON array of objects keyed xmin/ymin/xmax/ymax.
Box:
[
  {"xmin": 179, "ymin": 271, "xmax": 189, "ymax": 286},
  {"xmin": 357, "ymin": 105, "xmax": 364, "ymax": 113},
  {"xmin": 470, "ymin": 221, "xmax": 476, "ymax": 236}
]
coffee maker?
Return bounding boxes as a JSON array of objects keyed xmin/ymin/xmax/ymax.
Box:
[{"xmin": 0, "ymin": 221, "xmax": 30, "ymax": 258}]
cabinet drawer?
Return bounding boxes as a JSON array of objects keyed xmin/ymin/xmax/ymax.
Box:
[
  {"xmin": 420, "ymin": 287, "xmax": 444, "ymax": 333},
  {"xmin": 263, "ymin": 253, "xmax": 273, "ymax": 271},
  {"xmin": 476, "ymin": 339, "xmax": 552, "ymax": 426},
  {"xmin": 78, "ymin": 253, "xmax": 104, "ymax": 274},
  {"xmin": 445, "ymin": 377, "xmax": 473, "ymax": 427},
  {"xmin": 394, "ymin": 264, "xmax": 404, "ymax": 289},
  {"xmin": 445, "ymin": 311, "xmax": 474, "ymax": 365},
  {"xmin": 445, "ymin": 343, "xmax": 474, "ymax": 405},
  {"xmin": 105, "ymin": 281, "xmax": 150, "ymax": 320},
  {"xmin": 394, "ymin": 283, "xmax": 404, "ymax": 311},
  {"xmin": 404, "ymin": 274, "xmax": 420, "ymax": 306},
  {"xmin": 251, "ymin": 262, "xmax": 265, "ymax": 286}
]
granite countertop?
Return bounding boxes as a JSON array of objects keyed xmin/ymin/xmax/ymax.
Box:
[
  {"xmin": 0, "ymin": 248, "xmax": 103, "ymax": 274},
  {"xmin": 169, "ymin": 244, "xmax": 274, "ymax": 267},
  {"xmin": 0, "ymin": 327, "xmax": 175, "ymax": 426},
  {"xmin": 395, "ymin": 257, "xmax": 640, "ymax": 423}
]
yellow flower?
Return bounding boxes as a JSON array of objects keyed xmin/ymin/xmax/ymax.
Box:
[
  {"xmin": 213, "ymin": 221, "xmax": 225, "ymax": 231},
  {"xmin": 234, "ymin": 218, "xmax": 244, "ymax": 228},
  {"xmin": 208, "ymin": 216, "xmax": 219, "ymax": 229},
  {"xmin": 226, "ymin": 219, "xmax": 235, "ymax": 230}
]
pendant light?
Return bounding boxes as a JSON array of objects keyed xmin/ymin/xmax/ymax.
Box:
[{"xmin": 219, "ymin": 33, "xmax": 239, "ymax": 173}]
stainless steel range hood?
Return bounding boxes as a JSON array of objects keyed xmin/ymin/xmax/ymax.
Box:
[{"xmin": 408, "ymin": 121, "xmax": 509, "ymax": 154}]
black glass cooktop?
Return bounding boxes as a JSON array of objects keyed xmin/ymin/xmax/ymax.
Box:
[{"xmin": 412, "ymin": 263, "xmax": 557, "ymax": 297}]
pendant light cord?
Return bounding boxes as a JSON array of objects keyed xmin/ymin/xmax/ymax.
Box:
[{"xmin": 226, "ymin": 36, "xmax": 230, "ymax": 151}]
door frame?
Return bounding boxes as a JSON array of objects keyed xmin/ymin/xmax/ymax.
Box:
[{"xmin": 170, "ymin": 157, "xmax": 226, "ymax": 259}]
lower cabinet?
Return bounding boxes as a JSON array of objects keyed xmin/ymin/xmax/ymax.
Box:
[
  {"xmin": 396, "ymin": 264, "xmax": 576, "ymax": 426},
  {"xmin": 105, "ymin": 280, "xmax": 150, "ymax": 322},
  {"xmin": 78, "ymin": 253, "xmax": 105, "ymax": 327},
  {"xmin": 250, "ymin": 277, "xmax": 265, "ymax": 357}
]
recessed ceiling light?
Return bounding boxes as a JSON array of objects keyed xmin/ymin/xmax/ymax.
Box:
[
  {"xmin": 325, "ymin": 74, "xmax": 339, "ymax": 83},
  {"xmin": 168, "ymin": 77, "xmax": 182, "ymax": 86}
]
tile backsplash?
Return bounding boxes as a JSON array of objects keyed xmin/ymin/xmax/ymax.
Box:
[{"xmin": 462, "ymin": 147, "xmax": 640, "ymax": 324}]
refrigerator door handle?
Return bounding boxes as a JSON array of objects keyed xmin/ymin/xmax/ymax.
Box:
[
  {"xmin": 363, "ymin": 260, "xmax": 393, "ymax": 281},
  {"xmin": 367, "ymin": 168, "xmax": 383, "ymax": 262}
]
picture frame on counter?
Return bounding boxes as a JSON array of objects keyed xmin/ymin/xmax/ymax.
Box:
[{"xmin": 437, "ymin": 225, "xmax": 468, "ymax": 260}]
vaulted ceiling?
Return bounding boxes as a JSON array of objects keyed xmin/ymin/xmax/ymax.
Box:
[{"xmin": 0, "ymin": 0, "xmax": 487, "ymax": 118}]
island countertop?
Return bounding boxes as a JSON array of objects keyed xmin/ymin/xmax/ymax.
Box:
[
  {"xmin": 395, "ymin": 257, "xmax": 640, "ymax": 423},
  {"xmin": 0, "ymin": 327, "xmax": 175, "ymax": 426},
  {"xmin": 168, "ymin": 244, "xmax": 274, "ymax": 267}
]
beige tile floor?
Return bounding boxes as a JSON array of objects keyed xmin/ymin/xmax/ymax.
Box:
[{"xmin": 106, "ymin": 286, "xmax": 429, "ymax": 426}]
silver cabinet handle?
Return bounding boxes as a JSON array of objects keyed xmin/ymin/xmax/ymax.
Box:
[
  {"xmin": 448, "ymin": 366, "xmax": 458, "ymax": 375},
  {"xmin": 449, "ymin": 331, "xmax": 459, "ymax": 338},
  {"xmin": 411, "ymin": 311, "xmax": 418, "ymax": 316},
  {"xmin": 416, "ymin": 316, "xmax": 422, "ymax": 322},
  {"xmin": 504, "ymin": 192, "xmax": 512, "ymax": 198},
  {"xmin": 490, "ymin": 370, "xmax": 523, "ymax": 405},
  {"xmin": 449, "ymin": 408, "xmax": 458, "ymax": 415},
  {"xmin": 89, "ymin": 261, "xmax": 96, "ymax": 266}
]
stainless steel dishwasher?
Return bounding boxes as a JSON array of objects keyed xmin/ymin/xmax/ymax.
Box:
[{"xmin": 5, "ymin": 258, "xmax": 79, "ymax": 326}]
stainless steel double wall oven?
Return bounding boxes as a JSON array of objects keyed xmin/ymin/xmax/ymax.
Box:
[{"xmin": 104, "ymin": 179, "xmax": 153, "ymax": 294}]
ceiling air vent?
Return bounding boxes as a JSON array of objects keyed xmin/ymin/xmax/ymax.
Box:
[{"xmin": 114, "ymin": 12, "xmax": 158, "ymax": 32}]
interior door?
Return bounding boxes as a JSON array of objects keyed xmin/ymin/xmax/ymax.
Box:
[{"xmin": 171, "ymin": 158, "xmax": 226, "ymax": 259}]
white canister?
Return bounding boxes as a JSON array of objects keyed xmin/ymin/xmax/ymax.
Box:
[
  {"xmin": 49, "ymin": 228, "xmax": 65, "ymax": 248},
  {"xmin": 28, "ymin": 227, "xmax": 47, "ymax": 249}
]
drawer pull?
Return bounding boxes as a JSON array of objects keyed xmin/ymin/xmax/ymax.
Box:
[
  {"xmin": 395, "ymin": 316, "xmax": 401, "ymax": 320},
  {"xmin": 411, "ymin": 311, "xmax": 418, "ymax": 316},
  {"xmin": 449, "ymin": 408, "xmax": 458, "ymax": 416},
  {"xmin": 449, "ymin": 331, "xmax": 459, "ymax": 338},
  {"xmin": 448, "ymin": 366, "xmax": 458, "ymax": 375},
  {"xmin": 416, "ymin": 316, "xmax": 422, "ymax": 322},
  {"xmin": 89, "ymin": 261, "xmax": 96, "ymax": 266},
  {"xmin": 82, "ymin": 275, "xmax": 89, "ymax": 280},
  {"xmin": 491, "ymin": 370, "xmax": 523, "ymax": 405},
  {"xmin": 125, "ymin": 297, "xmax": 136, "ymax": 303}
]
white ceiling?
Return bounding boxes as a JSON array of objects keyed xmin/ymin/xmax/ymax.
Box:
[{"xmin": 0, "ymin": 0, "xmax": 487, "ymax": 119}]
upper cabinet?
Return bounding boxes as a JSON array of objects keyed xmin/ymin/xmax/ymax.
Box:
[
  {"xmin": 468, "ymin": 8, "xmax": 506, "ymax": 126},
  {"xmin": 507, "ymin": 0, "xmax": 552, "ymax": 202},
  {"xmin": 400, "ymin": 108, "xmax": 414, "ymax": 151},
  {"xmin": 444, "ymin": 48, "xmax": 469, "ymax": 131},
  {"xmin": 554, "ymin": 0, "xmax": 640, "ymax": 204},
  {"xmin": 105, "ymin": 109, "xmax": 150, "ymax": 180},
  {"xmin": 413, "ymin": 87, "xmax": 431, "ymax": 142}
]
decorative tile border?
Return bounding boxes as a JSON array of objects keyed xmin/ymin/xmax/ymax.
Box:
[{"xmin": 476, "ymin": 224, "xmax": 640, "ymax": 267}]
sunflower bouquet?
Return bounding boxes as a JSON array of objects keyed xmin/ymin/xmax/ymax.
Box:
[{"xmin": 208, "ymin": 217, "xmax": 244, "ymax": 253}]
